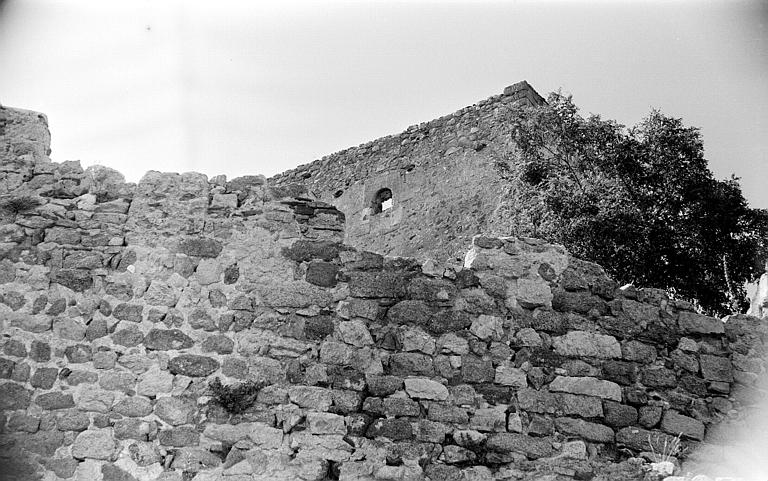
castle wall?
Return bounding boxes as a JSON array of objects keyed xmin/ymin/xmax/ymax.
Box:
[
  {"xmin": 270, "ymin": 81, "xmax": 546, "ymax": 264},
  {"xmin": 1, "ymin": 105, "xmax": 767, "ymax": 481}
]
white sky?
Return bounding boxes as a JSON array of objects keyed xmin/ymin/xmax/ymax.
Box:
[{"xmin": 1, "ymin": 0, "xmax": 766, "ymax": 208}]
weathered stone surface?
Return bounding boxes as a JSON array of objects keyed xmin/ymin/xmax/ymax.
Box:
[
  {"xmin": 470, "ymin": 408, "xmax": 507, "ymax": 432},
  {"xmin": 112, "ymin": 303, "xmax": 143, "ymax": 322},
  {"xmin": 170, "ymin": 447, "xmax": 222, "ymax": 472},
  {"xmin": 517, "ymin": 388, "xmax": 604, "ymax": 418},
  {"xmin": 678, "ymin": 311, "xmax": 724, "ymax": 335},
  {"xmin": 366, "ymin": 418, "xmax": 413, "ymax": 440},
  {"xmin": 168, "ymin": 355, "xmax": 219, "ymax": 377},
  {"xmin": 621, "ymin": 299, "xmax": 659, "ymax": 323},
  {"xmin": 30, "ymin": 367, "xmax": 58, "ymax": 389},
  {"xmin": 93, "ymin": 350, "xmax": 117, "ymax": 369},
  {"xmin": 460, "ymin": 355, "xmax": 494, "ymax": 383},
  {"xmin": 289, "ymin": 386, "xmax": 333, "ymax": 410},
  {"xmin": 307, "ymin": 412, "xmax": 346, "ymax": 434},
  {"xmin": 549, "ymin": 376, "xmax": 622, "ymax": 401},
  {"xmin": 211, "ymin": 192, "xmax": 238, "ymax": 209},
  {"xmin": 469, "ymin": 315, "xmax": 504, "ymax": 341},
  {"xmin": 641, "ymin": 366, "xmax": 677, "ymax": 388},
  {"xmin": 113, "ymin": 418, "xmax": 154, "ymax": 440},
  {"xmin": 348, "ymin": 271, "xmax": 408, "ymax": 298},
  {"xmin": 13, "ymin": 313, "xmax": 52, "ymax": 333},
  {"xmin": 23, "ymin": 430, "xmax": 65, "ymax": 457},
  {"xmin": 188, "ymin": 307, "xmax": 216, "ymax": 330},
  {"xmin": 99, "ymin": 371, "xmax": 137, "ymax": 392},
  {"xmin": 178, "ymin": 237, "xmax": 223, "ymax": 258},
  {"xmin": 515, "ymin": 278, "xmax": 553, "ymax": 308},
  {"xmin": 390, "ymin": 352, "xmax": 435, "ymax": 377},
  {"xmin": 383, "ymin": 396, "xmax": 420, "ymax": 416},
  {"xmin": 441, "ymin": 445, "xmax": 477, "ymax": 464},
  {"xmin": 85, "ymin": 318, "xmax": 109, "ymax": 341},
  {"xmin": 201, "ymin": 334, "xmax": 234, "ymax": 354},
  {"xmin": 514, "ymin": 327, "xmax": 543, "ymax": 347},
  {"xmin": 72, "ymin": 428, "xmax": 119, "ymax": 460},
  {"xmin": 306, "ymin": 260, "xmax": 339, "ymax": 287},
  {"xmin": 400, "ymin": 327, "xmax": 436, "ymax": 354},
  {"xmin": 76, "ymin": 389, "xmax": 115, "ymax": 413},
  {"xmin": 144, "ymin": 280, "xmax": 179, "ymax": 306},
  {"xmin": 144, "ymin": 328, "xmax": 194, "ymax": 350},
  {"xmin": 154, "ymin": 396, "xmax": 194, "ymax": 425},
  {"xmin": 29, "ymin": 340, "xmax": 51, "ymax": 361},
  {"xmin": 552, "ymin": 290, "xmax": 608, "ymax": 315},
  {"xmin": 112, "ymin": 326, "xmax": 145, "ymax": 347},
  {"xmin": 603, "ymin": 401, "xmax": 638, "ymax": 428},
  {"xmin": 404, "ymin": 377, "xmax": 449, "ymax": 400},
  {"xmin": 36, "ymin": 392, "xmax": 75, "ymax": 410},
  {"xmin": 602, "ymin": 360, "xmax": 639, "ymax": 385},
  {"xmin": 283, "ymin": 239, "xmax": 341, "ymax": 262},
  {"xmin": 52, "ymin": 268, "xmax": 92, "ymax": 291},
  {"xmin": 158, "ymin": 426, "xmax": 200, "ymax": 446},
  {"xmin": 53, "ymin": 317, "xmax": 87, "ymax": 340},
  {"xmin": 319, "ymin": 340, "xmax": 353, "ymax": 365},
  {"xmin": 8, "ymin": 412, "xmax": 40, "ymax": 432},
  {"xmin": 428, "ymin": 403, "xmax": 469, "ymax": 424},
  {"xmin": 101, "ymin": 463, "xmax": 139, "ymax": 481},
  {"xmin": 494, "ymin": 364, "xmax": 527, "ymax": 388},
  {"xmin": 700, "ymin": 354, "xmax": 733, "ymax": 382},
  {"xmin": 195, "ymin": 258, "xmax": 222, "ymax": 285},
  {"xmin": 113, "ymin": 396, "xmax": 153, "ymax": 417},
  {"xmin": 203, "ymin": 423, "xmax": 259, "ymax": 444},
  {"xmin": 44, "ymin": 457, "xmax": 79, "ymax": 478},
  {"xmin": 552, "ymin": 331, "xmax": 621, "ymax": 359},
  {"xmin": 338, "ymin": 319, "xmax": 373, "ymax": 347},
  {"xmin": 639, "ymin": 405, "xmax": 663, "ymax": 428},
  {"xmin": 555, "ymin": 417, "xmax": 615, "ymax": 443},
  {"xmin": 486, "ymin": 433, "xmax": 554, "ymax": 459},
  {"xmin": 56, "ymin": 410, "xmax": 90, "ymax": 431},
  {"xmin": 367, "ymin": 375, "xmax": 403, "ymax": 396},
  {"xmin": 661, "ymin": 410, "xmax": 705, "ymax": 440}
]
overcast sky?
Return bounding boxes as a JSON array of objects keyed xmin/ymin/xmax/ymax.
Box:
[{"xmin": 1, "ymin": 0, "xmax": 766, "ymax": 208}]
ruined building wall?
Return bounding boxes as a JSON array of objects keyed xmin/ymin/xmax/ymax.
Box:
[
  {"xmin": 269, "ymin": 81, "xmax": 546, "ymax": 264},
  {"xmin": 1, "ymin": 105, "xmax": 767, "ymax": 481}
]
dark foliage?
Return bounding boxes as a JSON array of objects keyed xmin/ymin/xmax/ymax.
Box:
[
  {"xmin": 503, "ymin": 92, "xmax": 768, "ymax": 315},
  {"xmin": 0, "ymin": 195, "xmax": 43, "ymax": 214},
  {"xmin": 208, "ymin": 377, "xmax": 266, "ymax": 414}
]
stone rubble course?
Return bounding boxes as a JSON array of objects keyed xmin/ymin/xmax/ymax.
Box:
[{"xmin": 1, "ymin": 99, "xmax": 767, "ymax": 481}]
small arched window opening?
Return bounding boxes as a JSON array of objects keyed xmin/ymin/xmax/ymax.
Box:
[{"xmin": 371, "ymin": 188, "xmax": 393, "ymax": 214}]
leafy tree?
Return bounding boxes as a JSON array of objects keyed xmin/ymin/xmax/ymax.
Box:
[{"xmin": 503, "ymin": 92, "xmax": 768, "ymax": 315}]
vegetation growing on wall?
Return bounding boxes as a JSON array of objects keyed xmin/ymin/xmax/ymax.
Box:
[{"xmin": 503, "ymin": 92, "xmax": 768, "ymax": 315}]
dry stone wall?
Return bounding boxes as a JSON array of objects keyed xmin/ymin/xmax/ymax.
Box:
[
  {"xmin": 1, "ymin": 105, "xmax": 767, "ymax": 481},
  {"xmin": 269, "ymin": 81, "xmax": 546, "ymax": 264}
]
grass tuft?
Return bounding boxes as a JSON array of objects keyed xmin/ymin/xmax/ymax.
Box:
[{"xmin": 208, "ymin": 377, "xmax": 266, "ymax": 414}]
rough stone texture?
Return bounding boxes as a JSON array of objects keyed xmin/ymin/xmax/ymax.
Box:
[
  {"xmin": 552, "ymin": 331, "xmax": 622, "ymax": 359},
  {"xmin": 404, "ymin": 377, "xmax": 449, "ymax": 400},
  {"xmin": 700, "ymin": 354, "xmax": 733, "ymax": 382},
  {"xmin": 661, "ymin": 410, "xmax": 705, "ymax": 440},
  {"xmin": 0, "ymin": 102, "xmax": 765, "ymax": 481},
  {"xmin": 549, "ymin": 376, "xmax": 622, "ymax": 401},
  {"xmin": 167, "ymin": 355, "xmax": 220, "ymax": 377},
  {"xmin": 486, "ymin": 433, "xmax": 554, "ymax": 459},
  {"xmin": 71, "ymin": 428, "xmax": 119, "ymax": 460},
  {"xmin": 554, "ymin": 417, "xmax": 615, "ymax": 443},
  {"xmin": 678, "ymin": 311, "xmax": 725, "ymax": 335},
  {"xmin": 269, "ymin": 82, "xmax": 547, "ymax": 263}
]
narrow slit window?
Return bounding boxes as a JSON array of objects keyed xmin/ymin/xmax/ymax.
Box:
[{"xmin": 371, "ymin": 188, "xmax": 393, "ymax": 214}]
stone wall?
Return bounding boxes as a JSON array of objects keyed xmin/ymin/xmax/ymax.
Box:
[
  {"xmin": 2, "ymin": 105, "xmax": 768, "ymax": 481},
  {"xmin": 269, "ymin": 81, "xmax": 546, "ymax": 264}
]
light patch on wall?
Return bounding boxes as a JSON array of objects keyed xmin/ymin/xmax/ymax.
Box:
[{"xmin": 381, "ymin": 198, "xmax": 393, "ymax": 212}]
